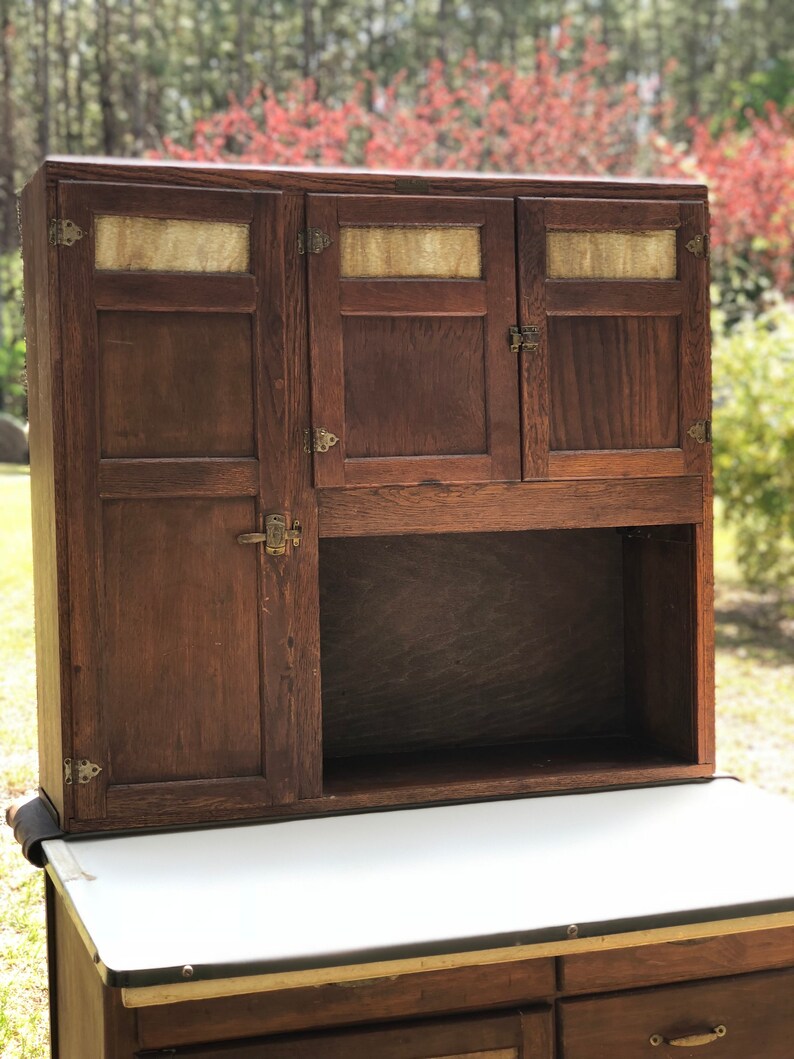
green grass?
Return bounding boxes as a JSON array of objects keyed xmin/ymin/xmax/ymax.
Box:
[{"xmin": 0, "ymin": 471, "xmax": 792, "ymax": 1055}]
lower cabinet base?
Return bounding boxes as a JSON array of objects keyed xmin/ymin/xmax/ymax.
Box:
[{"xmin": 50, "ymin": 888, "xmax": 794, "ymax": 1059}]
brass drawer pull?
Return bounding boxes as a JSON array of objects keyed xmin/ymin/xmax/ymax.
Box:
[{"xmin": 650, "ymin": 1025, "xmax": 727, "ymax": 1047}]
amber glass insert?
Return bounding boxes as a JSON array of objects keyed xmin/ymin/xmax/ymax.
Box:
[
  {"xmin": 95, "ymin": 215, "xmax": 250, "ymax": 272},
  {"xmin": 547, "ymin": 230, "xmax": 677, "ymax": 279},
  {"xmin": 340, "ymin": 225, "xmax": 482, "ymax": 278}
]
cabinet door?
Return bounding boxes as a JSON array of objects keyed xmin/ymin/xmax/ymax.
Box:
[
  {"xmin": 306, "ymin": 195, "xmax": 521, "ymax": 487},
  {"xmin": 518, "ymin": 198, "xmax": 710, "ymax": 480},
  {"xmin": 57, "ymin": 180, "xmax": 321, "ymax": 830},
  {"xmin": 157, "ymin": 1010, "xmax": 552, "ymax": 1058}
]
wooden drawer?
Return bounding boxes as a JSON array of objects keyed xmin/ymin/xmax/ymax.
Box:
[
  {"xmin": 560, "ymin": 969, "xmax": 794, "ymax": 1058},
  {"xmin": 142, "ymin": 1009, "xmax": 553, "ymax": 1058}
]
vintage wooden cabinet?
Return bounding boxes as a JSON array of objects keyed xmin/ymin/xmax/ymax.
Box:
[
  {"xmin": 22, "ymin": 159, "xmax": 713, "ymax": 836},
  {"xmin": 15, "ymin": 160, "xmax": 793, "ymax": 1059}
]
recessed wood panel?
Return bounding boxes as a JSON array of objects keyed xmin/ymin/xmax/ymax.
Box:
[
  {"xmin": 342, "ymin": 316, "xmax": 487, "ymax": 458},
  {"xmin": 95, "ymin": 215, "xmax": 250, "ymax": 272},
  {"xmin": 340, "ymin": 226, "xmax": 482, "ymax": 278},
  {"xmin": 98, "ymin": 312, "xmax": 254, "ymax": 458},
  {"xmin": 320, "ymin": 530, "xmax": 625, "ymax": 757},
  {"xmin": 549, "ymin": 316, "xmax": 679, "ymax": 451},
  {"xmin": 546, "ymin": 230, "xmax": 676, "ymax": 279},
  {"xmin": 102, "ymin": 498, "xmax": 263, "ymax": 784}
]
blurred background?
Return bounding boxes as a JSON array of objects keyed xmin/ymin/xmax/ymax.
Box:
[{"xmin": 0, "ymin": 2, "xmax": 792, "ymax": 1054}]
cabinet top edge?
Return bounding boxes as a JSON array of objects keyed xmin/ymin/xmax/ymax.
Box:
[{"xmin": 28, "ymin": 156, "xmax": 708, "ymax": 200}]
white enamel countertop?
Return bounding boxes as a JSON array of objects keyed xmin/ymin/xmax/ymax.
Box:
[{"xmin": 43, "ymin": 778, "xmax": 794, "ymax": 986}]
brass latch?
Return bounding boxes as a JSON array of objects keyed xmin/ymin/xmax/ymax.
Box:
[
  {"xmin": 650, "ymin": 1024, "xmax": 726, "ymax": 1047},
  {"xmin": 64, "ymin": 758, "xmax": 102, "ymax": 785},
  {"xmin": 304, "ymin": 427, "xmax": 339, "ymax": 453},
  {"xmin": 237, "ymin": 515, "xmax": 302, "ymax": 556},
  {"xmin": 49, "ymin": 219, "xmax": 85, "ymax": 247},
  {"xmin": 297, "ymin": 228, "xmax": 332, "ymax": 255},
  {"xmin": 685, "ymin": 233, "xmax": 709, "ymax": 259},
  {"xmin": 687, "ymin": 419, "xmax": 712, "ymax": 444},
  {"xmin": 509, "ymin": 325, "xmax": 540, "ymax": 354}
]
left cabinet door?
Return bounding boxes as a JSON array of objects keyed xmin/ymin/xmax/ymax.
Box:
[
  {"xmin": 55, "ymin": 181, "xmax": 321, "ymax": 830},
  {"xmin": 306, "ymin": 194, "xmax": 521, "ymax": 487}
]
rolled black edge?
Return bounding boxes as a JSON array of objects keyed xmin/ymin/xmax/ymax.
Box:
[{"xmin": 6, "ymin": 794, "xmax": 65, "ymax": 867}]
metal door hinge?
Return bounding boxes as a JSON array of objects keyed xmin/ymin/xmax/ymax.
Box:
[
  {"xmin": 509, "ymin": 325, "xmax": 540, "ymax": 354},
  {"xmin": 49, "ymin": 218, "xmax": 85, "ymax": 247},
  {"xmin": 298, "ymin": 227, "xmax": 332, "ymax": 255},
  {"xmin": 304, "ymin": 427, "xmax": 339, "ymax": 453},
  {"xmin": 64, "ymin": 757, "xmax": 102, "ymax": 785},
  {"xmin": 685, "ymin": 233, "xmax": 709, "ymax": 259},
  {"xmin": 238, "ymin": 515, "xmax": 302, "ymax": 555},
  {"xmin": 687, "ymin": 419, "xmax": 712, "ymax": 444}
]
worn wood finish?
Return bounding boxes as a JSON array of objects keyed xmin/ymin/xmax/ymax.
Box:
[
  {"xmin": 320, "ymin": 530, "xmax": 626, "ymax": 758},
  {"xmin": 98, "ymin": 458, "xmax": 259, "ymax": 498},
  {"xmin": 544, "ymin": 198, "xmax": 681, "ymax": 230},
  {"xmin": 679, "ymin": 201, "xmax": 712, "ymax": 476},
  {"xmin": 306, "ymin": 194, "xmax": 520, "ymax": 488},
  {"xmin": 98, "ymin": 311, "xmax": 255, "ymax": 458},
  {"xmin": 21, "ymin": 169, "xmax": 72, "ymax": 825},
  {"xmin": 153, "ymin": 1010, "xmax": 552, "ymax": 1059},
  {"xmin": 560, "ymin": 925, "xmax": 794, "ymax": 994},
  {"xmin": 546, "ymin": 280, "xmax": 682, "ymax": 316},
  {"xmin": 548, "ymin": 316, "xmax": 679, "ymax": 451},
  {"xmin": 94, "ymin": 272, "xmax": 257, "ymax": 312},
  {"xmin": 547, "ymin": 449, "xmax": 686, "ymax": 478},
  {"xmin": 560, "ymin": 969, "xmax": 794, "ymax": 1059},
  {"xmin": 136, "ymin": 960, "xmax": 556, "ymax": 1049},
  {"xmin": 317, "ymin": 478, "xmax": 704, "ymax": 537},
  {"xmin": 517, "ymin": 199, "xmax": 549, "ymax": 479}
]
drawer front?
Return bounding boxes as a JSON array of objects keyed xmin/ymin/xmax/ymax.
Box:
[
  {"xmin": 146, "ymin": 1009, "xmax": 553, "ymax": 1058},
  {"xmin": 560, "ymin": 968, "xmax": 794, "ymax": 1058}
]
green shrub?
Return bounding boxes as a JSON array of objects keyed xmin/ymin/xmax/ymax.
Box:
[
  {"xmin": 712, "ymin": 296, "xmax": 794, "ymax": 590},
  {"xmin": 0, "ymin": 253, "xmax": 26, "ymax": 421}
]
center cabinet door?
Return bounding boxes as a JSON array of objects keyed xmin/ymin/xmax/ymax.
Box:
[
  {"xmin": 306, "ymin": 195, "xmax": 521, "ymax": 487},
  {"xmin": 57, "ymin": 180, "xmax": 320, "ymax": 830}
]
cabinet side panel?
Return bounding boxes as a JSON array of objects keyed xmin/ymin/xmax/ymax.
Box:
[{"xmin": 22, "ymin": 169, "xmax": 70, "ymax": 823}]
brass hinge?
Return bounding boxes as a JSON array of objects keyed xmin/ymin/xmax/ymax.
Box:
[
  {"xmin": 509, "ymin": 325, "xmax": 540, "ymax": 355},
  {"xmin": 64, "ymin": 757, "xmax": 102, "ymax": 785},
  {"xmin": 49, "ymin": 218, "xmax": 85, "ymax": 247},
  {"xmin": 304, "ymin": 427, "xmax": 339, "ymax": 453},
  {"xmin": 687, "ymin": 419, "xmax": 712, "ymax": 444},
  {"xmin": 237, "ymin": 514, "xmax": 302, "ymax": 556},
  {"xmin": 297, "ymin": 227, "xmax": 332, "ymax": 255},
  {"xmin": 685, "ymin": 233, "xmax": 709, "ymax": 259}
]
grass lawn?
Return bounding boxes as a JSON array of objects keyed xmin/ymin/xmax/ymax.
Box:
[{"xmin": 0, "ymin": 467, "xmax": 792, "ymax": 1056}]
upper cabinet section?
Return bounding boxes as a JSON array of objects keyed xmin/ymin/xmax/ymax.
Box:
[
  {"xmin": 519, "ymin": 198, "xmax": 710, "ymax": 481},
  {"xmin": 305, "ymin": 194, "xmax": 522, "ymax": 487}
]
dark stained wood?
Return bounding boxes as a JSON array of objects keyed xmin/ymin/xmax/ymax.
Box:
[
  {"xmin": 546, "ymin": 280, "xmax": 682, "ymax": 316},
  {"xmin": 98, "ymin": 459, "xmax": 259, "ymax": 498},
  {"xmin": 560, "ymin": 969, "xmax": 794, "ymax": 1059},
  {"xmin": 547, "ymin": 450, "xmax": 686, "ymax": 478},
  {"xmin": 94, "ymin": 272, "xmax": 256, "ymax": 312},
  {"xmin": 157, "ymin": 1010, "xmax": 552, "ymax": 1058},
  {"xmin": 339, "ymin": 279, "xmax": 487, "ymax": 315},
  {"xmin": 695, "ymin": 479, "xmax": 716, "ymax": 765},
  {"xmin": 560, "ymin": 926, "xmax": 794, "ymax": 994},
  {"xmin": 545, "ymin": 198, "xmax": 681, "ymax": 230},
  {"xmin": 679, "ymin": 201, "xmax": 712, "ymax": 475},
  {"xmin": 317, "ymin": 478, "xmax": 704, "ymax": 537},
  {"xmin": 623, "ymin": 528, "xmax": 696, "ymax": 761},
  {"xmin": 72, "ymin": 178, "xmax": 255, "ymax": 223},
  {"xmin": 548, "ymin": 316, "xmax": 679, "ymax": 451},
  {"xmin": 320, "ymin": 530, "xmax": 626, "ymax": 758},
  {"xmin": 98, "ymin": 311, "xmax": 255, "ymax": 458},
  {"xmin": 306, "ymin": 194, "xmax": 520, "ymax": 488},
  {"xmin": 337, "ymin": 194, "xmax": 487, "ymax": 225},
  {"xmin": 21, "ymin": 168, "xmax": 73, "ymax": 826},
  {"xmin": 137, "ymin": 960, "xmax": 556, "ymax": 1048},
  {"xmin": 517, "ymin": 199, "xmax": 549, "ymax": 479},
  {"xmin": 342, "ymin": 316, "xmax": 487, "ymax": 458},
  {"xmin": 102, "ymin": 497, "xmax": 264, "ymax": 783},
  {"xmin": 42, "ymin": 157, "xmax": 708, "ymax": 200}
]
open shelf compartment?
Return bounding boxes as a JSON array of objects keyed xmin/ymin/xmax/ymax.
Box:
[{"xmin": 319, "ymin": 524, "xmax": 705, "ymax": 800}]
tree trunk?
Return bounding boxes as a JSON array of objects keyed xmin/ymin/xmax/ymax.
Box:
[
  {"xmin": 0, "ymin": 0, "xmax": 17, "ymax": 250},
  {"xmin": 95, "ymin": 0, "xmax": 116, "ymax": 154}
]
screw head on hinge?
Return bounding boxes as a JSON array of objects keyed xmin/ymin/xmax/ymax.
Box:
[
  {"xmin": 49, "ymin": 219, "xmax": 85, "ymax": 247},
  {"xmin": 304, "ymin": 427, "xmax": 339, "ymax": 453}
]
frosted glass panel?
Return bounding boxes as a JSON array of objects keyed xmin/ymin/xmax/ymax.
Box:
[
  {"xmin": 95, "ymin": 216, "xmax": 250, "ymax": 272},
  {"xmin": 547, "ymin": 230, "xmax": 677, "ymax": 279},
  {"xmin": 340, "ymin": 225, "xmax": 482, "ymax": 278}
]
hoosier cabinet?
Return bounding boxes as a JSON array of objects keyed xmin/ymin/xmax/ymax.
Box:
[{"xmin": 10, "ymin": 159, "xmax": 794, "ymax": 1057}]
